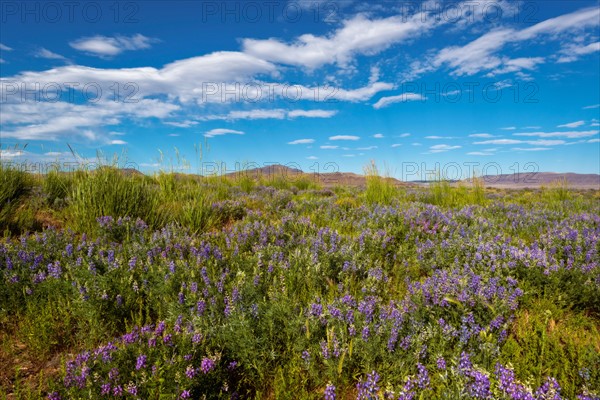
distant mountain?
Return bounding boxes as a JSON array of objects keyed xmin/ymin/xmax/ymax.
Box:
[
  {"xmin": 463, "ymin": 172, "xmax": 600, "ymax": 189},
  {"xmin": 224, "ymin": 164, "xmax": 406, "ymax": 188}
]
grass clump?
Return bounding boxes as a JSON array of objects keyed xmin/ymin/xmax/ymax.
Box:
[
  {"xmin": 67, "ymin": 166, "xmax": 160, "ymax": 232},
  {"xmin": 363, "ymin": 160, "xmax": 398, "ymax": 205}
]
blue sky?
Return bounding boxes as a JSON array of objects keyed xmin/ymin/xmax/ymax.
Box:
[{"xmin": 1, "ymin": 0, "xmax": 599, "ymax": 179}]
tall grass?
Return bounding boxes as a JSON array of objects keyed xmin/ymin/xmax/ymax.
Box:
[
  {"xmin": 67, "ymin": 167, "xmax": 161, "ymax": 232},
  {"xmin": 363, "ymin": 160, "xmax": 397, "ymax": 205},
  {"xmin": 0, "ymin": 164, "xmax": 33, "ymax": 233},
  {"xmin": 426, "ymin": 171, "xmax": 487, "ymax": 208}
]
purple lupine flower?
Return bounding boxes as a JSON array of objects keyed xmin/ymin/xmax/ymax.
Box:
[
  {"xmin": 185, "ymin": 365, "xmax": 197, "ymax": 379},
  {"xmin": 324, "ymin": 383, "xmax": 336, "ymax": 400},
  {"xmin": 201, "ymin": 357, "xmax": 216, "ymax": 374},
  {"xmin": 112, "ymin": 385, "xmax": 123, "ymax": 396},
  {"xmin": 437, "ymin": 357, "xmax": 446, "ymax": 370},
  {"xmin": 136, "ymin": 354, "xmax": 147, "ymax": 370},
  {"xmin": 101, "ymin": 383, "xmax": 111, "ymax": 395},
  {"xmin": 180, "ymin": 390, "xmax": 191, "ymax": 399},
  {"xmin": 320, "ymin": 340, "xmax": 330, "ymax": 359},
  {"xmin": 301, "ymin": 350, "xmax": 310, "ymax": 363},
  {"xmin": 416, "ymin": 363, "xmax": 430, "ymax": 389}
]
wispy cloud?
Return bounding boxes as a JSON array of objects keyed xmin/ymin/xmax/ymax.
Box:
[
  {"xmin": 329, "ymin": 135, "xmax": 360, "ymax": 141},
  {"xmin": 514, "ymin": 130, "xmax": 598, "ymax": 138},
  {"xmin": 557, "ymin": 120, "xmax": 585, "ymax": 128},
  {"xmin": 204, "ymin": 128, "xmax": 244, "ymax": 138},
  {"xmin": 475, "ymin": 139, "xmax": 566, "ymax": 145},
  {"xmin": 467, "ymin": 151, "xmax": 494, "ymax": 156},
  {"xmin": 399, "ymin": 133, "xmax": 411, "ymax": 137},
  {"xmin": 429, "ymin": 144, "xmax": 461, "ymax": 153},
  {"xmin": 288, "ymin": 138, "xmax": 315, "ymax": 145},
  {"xmin": 425, "ymin": 135, "xmax": 455, "ymax": 139},
  {"xmin": 356, "ymin": 146, "xmax": 377, "ymax": 150},
  {"xmin": 320, "ymin": 145, "xmax": 338, "ymax": 149},
  {"xmin": 373, "ymin": 93, "xmax": 424, "ymax": 109},
  {"xmin": 583, "ymin": 104, "xmax": 600, "ymax": 109},
  {"xmin": 0, "ymin": 43, "xmax": 12, "ymax": 51},
  {"xmin": 34, "ymin": 48, "xmax": 68, "ymax": 61},
  {"xmin": 557, "ymin": 41, "xmax": 600, "ymax": 63},
  {"xmin": 511, "ymin": 147, "xmax": 552, "ymax": 151},
  {"xmin": 70, "ymin": 34, "xmax": 158, "ymax": 57},
  {"xmin": 373, "ymin": 133, "xmax": 384, "ymax": 138},
  {"xmin": 288, "ymin": 109, "xmax": 338, "ymax": 118},
  {"xmin": 391, "ymin": 144, "xmax": 402, "ymax": 148},
  {"xmin": 469, "ymin": 133, "xmax": 495, "ymax": 138},
  {"xmin": 500, "ymin": 126, "xmax": 516, "ymax": 130},
  {"xmin": 163, "ymin": 120, "xmax": 199, "ymax": 128}
]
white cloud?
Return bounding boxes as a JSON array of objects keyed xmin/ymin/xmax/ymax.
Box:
[
  {"xmin": 429, "ymin": 144, "xmax": 461, "ymax": 153},
  {"xmin": 467, "ymin": 152, "xmax": 494, "ymax": 156},
  {"xmin": 425, "ymin": 135, "xmax": 454, "ymax": 139},
  {"xmin": 0, "ymin": 43, "xmax": 12, "ymax": 51},
  {"xmin": 557, "ymin": 41, "xmax": 600, "ymax": 63},
  {"xmin": 201, "ymin": 109, "xmax": 338, "ymax": 121},
  {"xmin": 242, "ymin": 13, "xmax": 439, "ymax": 69},
  {"xmin": 307, "ymin": 156, "xmax": 318, "ymax": 160},
  {"xmin": 342, "ymin": 154, "xmax": 355, "ymax": 157},
  {"xmin": 583, "ymin": 104, "xmax": 600, "ymax": 109},
  {"xmin": 391, "ymin": 144, "xmax": 402, "ymax": 148},
  {"xmin": 475, "ymin": 139, "xmax": 566, "ymax": 145},
  {"xmin": 168, "ymin": 134, "xmax": 180, "ymax": 137},
  {"xmin": 588, "ymin": 138, "xmax": 600, "ymax": 143},
  {"xmin": 109, "ymin": 139, "xmax": 127, "ymax": 145},
  {"xmin": 288, "ymin": 109, "xmax": 337, "ymax": 118},
  {"xmin": 320, "ymin": 145, "xmax": 339, "ymax": 149},
  {"xmin": 163, "ymin": 120, "xmax": 199, "ymax": 128},
  {"xmin": 0, "ymin": 100, "xmax": 179, "ymax": 141},
  {"xmin": 557, "ymin": 120, "xmax": 585, "ymax": 128},
  {"xmin": 469, "ymin": 133, "xmax": 494, "ymax": 138},
  {"xmin": 511, "ymin": 147, "xmax": 552, "ymax": 151},
  {"xmin": 356, "ymin": 146, "xmax": 377, "ymax": 150},
  {"xmin": 427, "ymin": 7, "xmax": 600, "ymax": 77},
  {"xmin": 34, "ymin": 48, "xmax": 67, "ymax": 60},
  {"xmin": 373, "ymin": 92, "xmax": 425, "ymax": 109},
  {"xmin": 399, "ymin": 133, "xmax": 411, "ymax": 137},
  {"xmin": 514, "ymin": 130, "xmax": 598, "ymax": 138},
  {"xmin": 70, "ymin": 34, "xmax": 158, "ymax": 57},
  {"xmin": 227, "ymin": 109, "xmax": 286, "ymax": 120},
  {"xmin": 288, "ymin": 139, "xmax": 315, "ymax": 145},
  {"xmin": 204, "ymin": 128, "xmax": 245, "ymax": 138},
  {"xmin": 500, "ymin": 126, "xmax": 516, "ymax": 130},
  {"xmin": 329, "ymin": 135, "xmax": 360, "ymax": 141},
  {"xmin": 412, "ymin": 142, "xmax": 422, "ymax": 146},
  {"xmin": 373, "ymin": 133, "xmax": 384, "ymax": 138}
]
